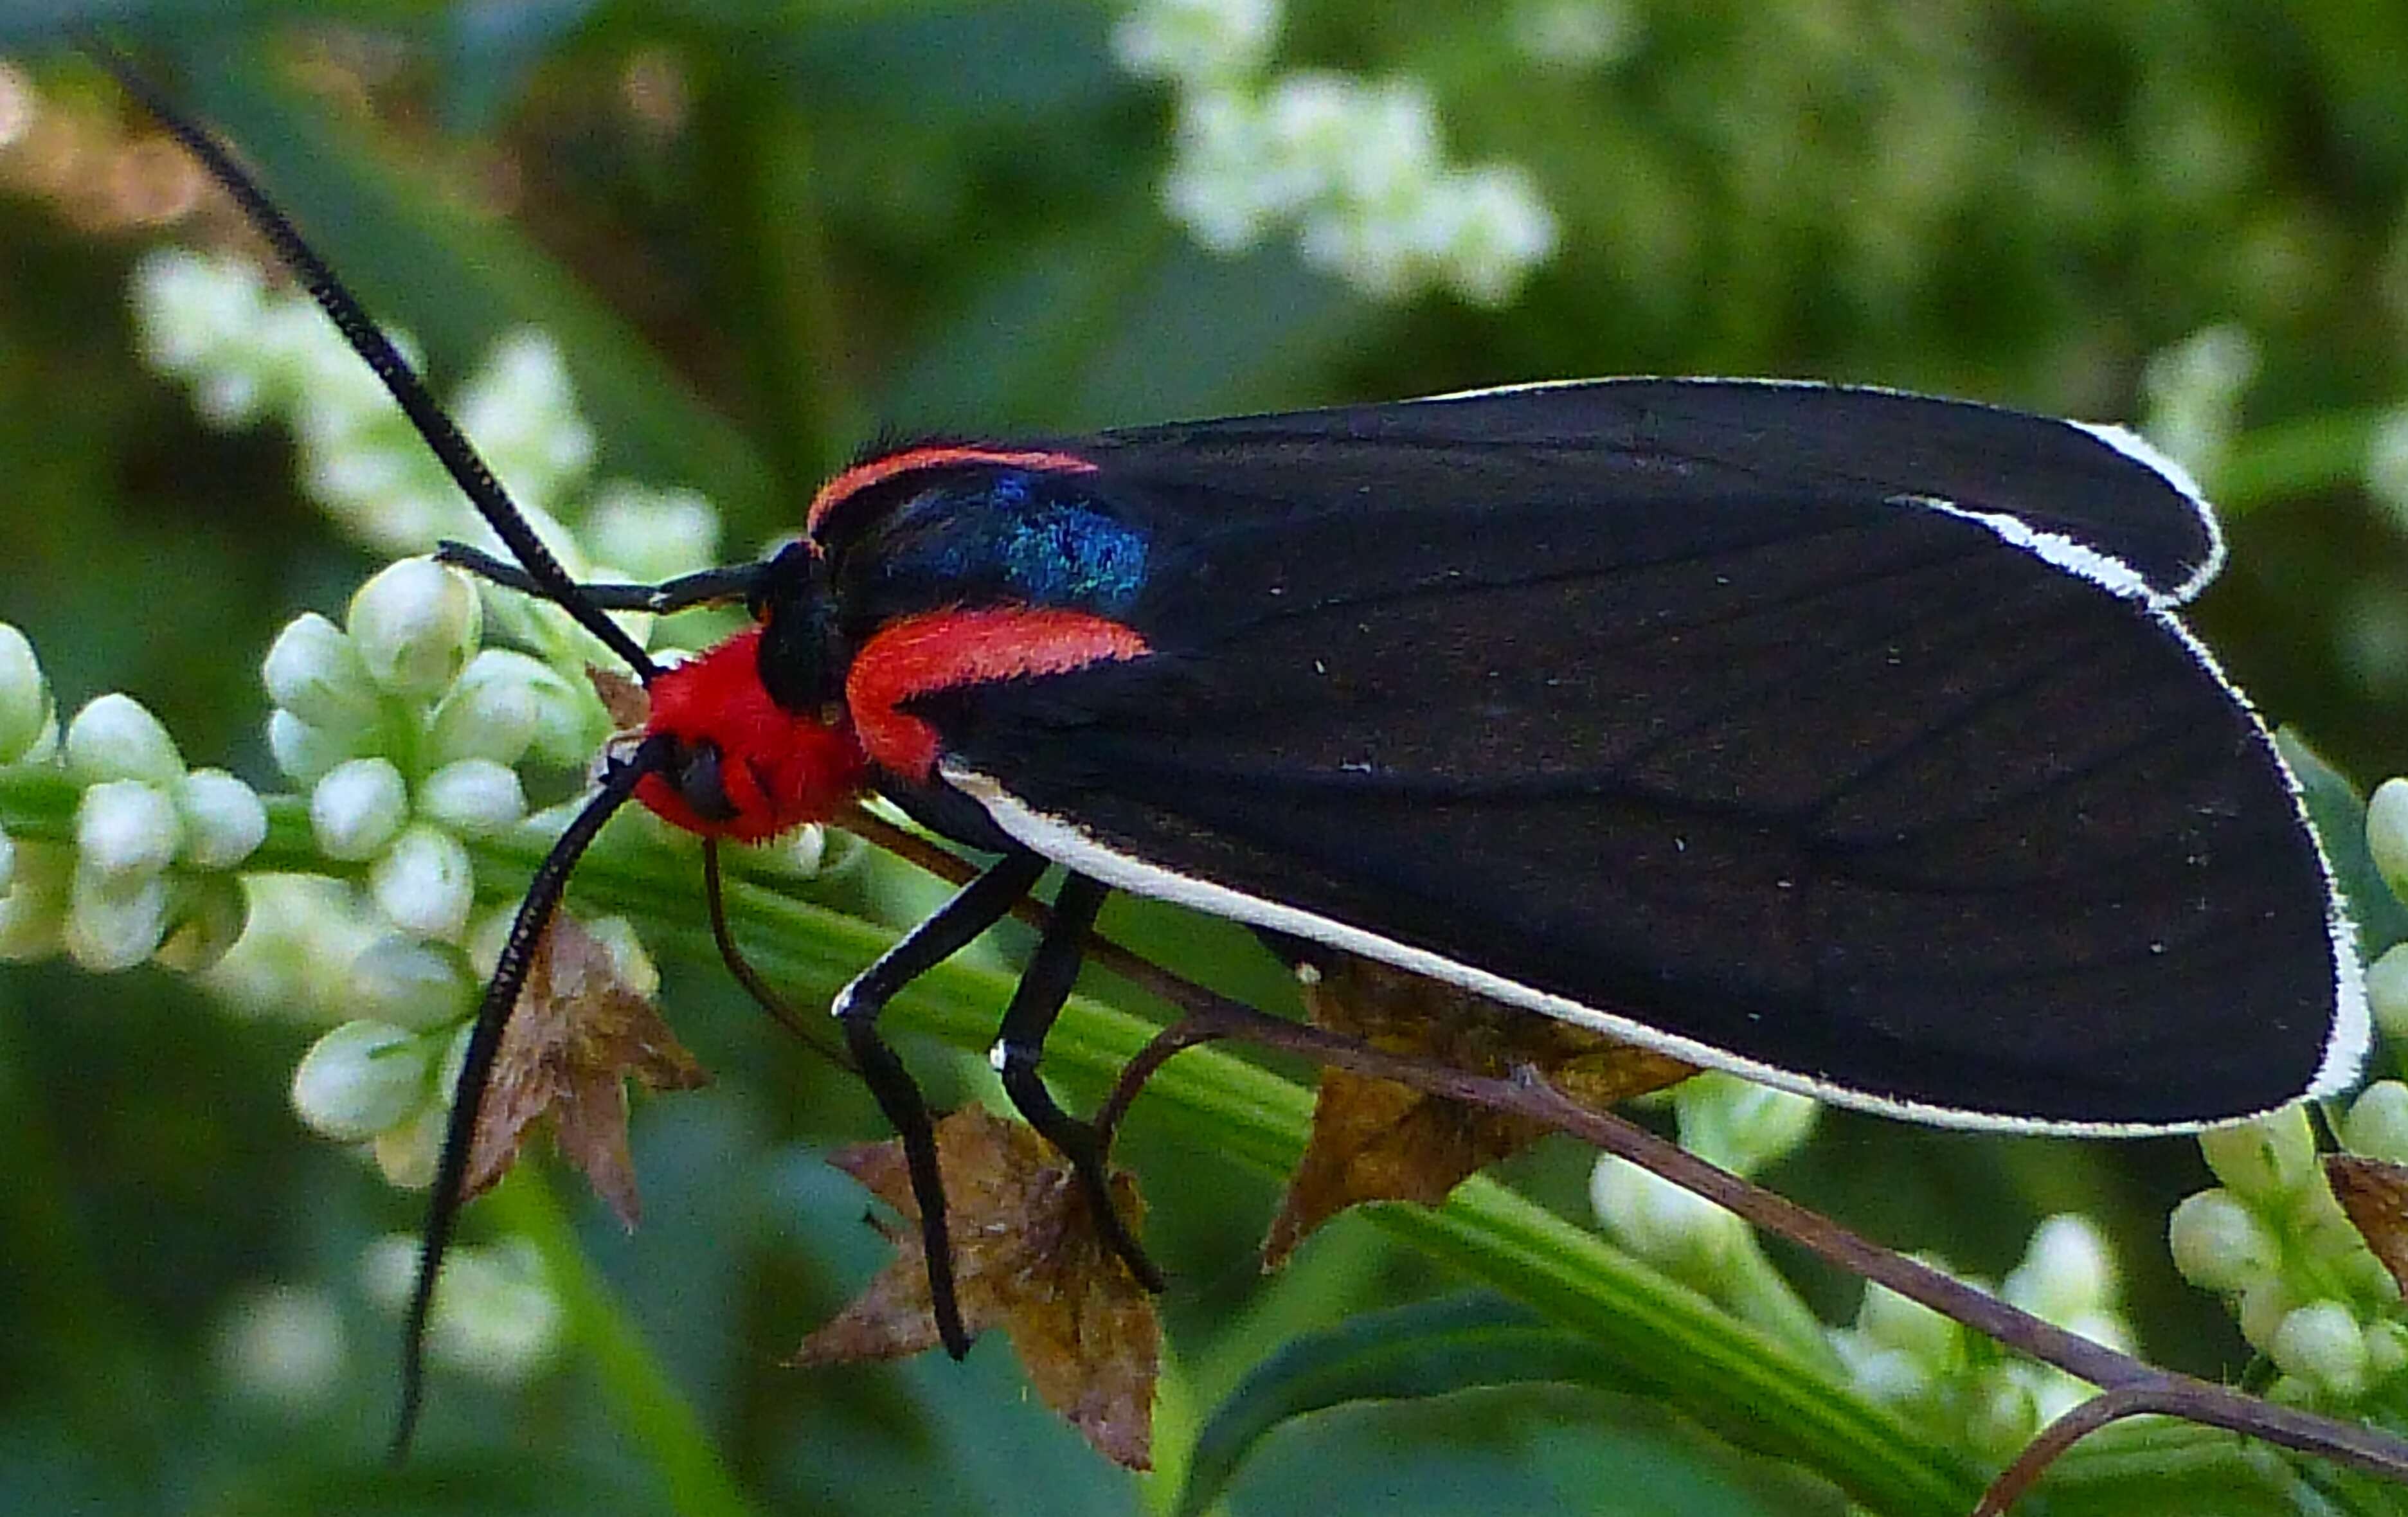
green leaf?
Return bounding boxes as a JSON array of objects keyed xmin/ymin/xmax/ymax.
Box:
[
  {"xmin": 435, "ymin": 0, "xmax": 603, "ymax": 135},
  {"xmin": 2279, "ymin": 728, "xmax": 2408, "ymax": 958},
  {"xmin": 1181, "ymin": 1293, "xmax": 1820, "ymax": 1516}
]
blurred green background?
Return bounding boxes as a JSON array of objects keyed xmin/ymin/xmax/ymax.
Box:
[{"xmin": 6, "ymin": 3, "xmax": 2408, "ymax": 1514}]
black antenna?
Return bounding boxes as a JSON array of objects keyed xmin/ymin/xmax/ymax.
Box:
[
  {"xmin": 85, "ymin": 37, "xmax": 663, "ymax": 683},
  {"xmin": 395, "ymin": 733, "xmax": 674, "ymax": 1456}
]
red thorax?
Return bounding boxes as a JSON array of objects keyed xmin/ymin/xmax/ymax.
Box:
[{"xmin": 635, "ymin": 627, "xmax": 870, "ymax": 840}]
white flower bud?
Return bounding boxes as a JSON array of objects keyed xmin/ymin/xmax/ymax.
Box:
[
  {"xmin": 130, "ymin": 247, "xmax": 266, "ymax": 376},
  {"xmin": 2370, "ymin": 778, "xmax": 2408, "ymax": 904},
  {"xmin": 583, "ymin": 915, "xmax": 660, "ymax": 1000},
  {"xmin": 262, "ymin": 613, "xmax": 383, "ymax": 736},
  {"xmin": 2238, "ymin": 1276, "xmax": 2303, "ymax": 1354},
  {"xmin": 2060, "ymin": 1309, "xmax": 2134, "ymax": 1356},
  {"xmin": 2199, "ymin": 1106, "xmax": 2317, "ymax": 1201},
  {"xmin": 370, "ymin": 825, "xmax": 474, "ymax": 940},
  {"xmin": 2168, "ymin": 1188, "xmax": 2278, "ymax": 1292},
  {"xmin": 0, "ymin": 840, "xmax": 69, "ymax": 962},
  {"xmin": 2367, "ymin": 944, "xmax": 2408, "ymax": 1045},
  {"xmin": 1588, "ymin": 1153, "xmax": 1747, "ymax": 1275},
  {"xmin": 1857, "ymin": 1273, "xmax": 1964, "ymax": 1370},
  {"xmin": 2003, "ymin": 1214, "xmax": 2117, "ymax": 1324},
  {"xmin": 0, "ymin": 622, "xmax": 51, "ymax": 766},
  {"xmin": 425, "ymin": 650, "xmax": 546, "ymax": 767},
  {"xmin": 76, "ymin": 780, "xmax": 183, "ymax": 881},
  {"xmin": 1429, "ymin": 165, "xmax": 1558, "ymax": 307},
  {"xmin": 1829, "ymin": 1337, "xmax": 1930, "ymax": 1406},
  {"xmin": 1963, "ymin": 1372, "xmax": 2038, "ymax": 1459},
  {"xmin": 418, "ymin": 759, "xmax": 526, "ymax": 837},
  {"xmin": 348, "ymin": 934, "xmax": 476, "ymax": 1031},
  {"xmin": 267, "ymin": 710, "xmax": 370, "ymax": 788},
  {"xmin": 1112, "ymin": 0, "xmax": 1279, "ymax": 84},
  {"xmin": 2268, "ymin": 1300, "xmax": 2369, "ymax": 1398},
  {"xmin": 373, "ymin": 1102, "xmax": 446, "ymax": 1189},
  {"xmin": 0, "ymin": 825, "xmax": 12, "ymax": 897},
  {"xmin": 213, "ymin": 1285, "xmax": 347, "ymax": 1407},
  {"xmin": 152, "ymin": 875, "xmax": 249, "ymax": 973},
  {"xmin": 583, "ymin": 484, "xmax": 721, "ymax": 584},
  {"xmin": 1509, "ymin": 0, "xmax": 1639, "ymax": 69},
  {"xmin": 291, "ymin": 1020, "xmax": 435, "ymax": 1140},
  {"xmin": 361, "ymin": 1234, "xmax": 421, "ymax": 1309},
  {"xmin": 310, "ymin": 758, "xmax": 409, "ymax": 862},
  {"xmin": 64, "ymin": 693, "xmax": 184, "ymax": 785},
  {"xmin": 424, "ymin": 1237, "xmax": 563, "ymax": 1382},
  {"xmin": 63, "ymin": 868, "xmax": 172, "ymax": 971},
  {"xmin": 1164, "ymin": 89, "xmax": 1282, "ymax": 251},
  {"xmin": 456, "ymin": 330, "xmax": 595, "ymax": 512},
  {"xmin": 521, "ymin": 661, "xmax": 609, "ymax": 768},
  {"xmin": 2346, "ymin": 1082, "xmax": 2408, "ymax": 1164},
  {"xmin": 174, "ymin": 769, "xmax": 268, "ymax": 870},
  {"xmin": 1674, "ymin": 1072, "xmax": 1819, "ymax": 1176},
  {"xmin": 347, "ymin": 559, "xmax": 481, "ymax": 700},
  {"xmin": 287, "ymin": 318, "xmax": 411, "ymax": 438},
  {"xmin": 753, "ymin": 821, "xmax": 827, "ymax": 877}
]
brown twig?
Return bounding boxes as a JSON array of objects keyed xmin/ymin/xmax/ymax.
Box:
[{"xmin": 828, "ymin": 812, "xmax": 2408, "ymax": 1509}]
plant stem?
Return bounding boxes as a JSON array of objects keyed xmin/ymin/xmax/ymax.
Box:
[{"xmin": 486, "ymin": 1169, "xmax": 760, "ymax": 1517}]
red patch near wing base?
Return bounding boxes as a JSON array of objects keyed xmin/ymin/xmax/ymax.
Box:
[{"xmin": 847, "ymin": 607, "xmax": 1150, "ymax": 780}]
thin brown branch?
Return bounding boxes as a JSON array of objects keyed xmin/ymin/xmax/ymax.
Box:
[{"xmin": 827, "ymin": 811, "xmax": 2408, "ymax": 1507}]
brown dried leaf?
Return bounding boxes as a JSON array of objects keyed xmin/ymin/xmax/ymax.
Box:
[
  {"xmin": 797, "ymin": 1108, "xmax": 1158, "ymax": 1468},
  {"xmin": 2327, "ymin": 1154, "xmax": 2408, "ymax": 1293},
  {"xmin": 463, "ymin": 915, "xmax": 710, "ymax": 1226},
  {"xmin": 1264, "ymin": 953, "xmax": 1694, "ymax": 1268},
  {"xmin": 588, "ymin": 664, "xmax": 649, "ymax": 732}
]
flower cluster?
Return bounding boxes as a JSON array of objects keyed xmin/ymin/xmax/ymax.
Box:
[
  {"xmin": 1831, "ymin": 1216, "xmax": 2134, "ymax": 1460},
  {"xmin": 1591, "ymin": 1073, "xmax": 2143, "ymax": 1451},
  {"xmin": 1590, "ymin": 1074, "xmax": 1831, "ymax": 1361},
  {"xmin": 1113, "ymin": 0, "xmax": 1559, "ymax": 306},
  {"xmin": 363, "ymin": 1234, "xmax": 565, "ymax": 1381},
  {"xmin": 0, "ymin": 248, "xmax": 790, "ymax": 1387},
  {"xmin": 2168, "ymin": 1103, "xmax": 2405, "ymax": 1406},
  {"xmin": 130, "ymin": 246, "xmax": 717, "ymax": 577},
  {"xmin": 2148, "ymin": 780, "xmax": 2408, "ymax": 1419},
  {"xmin": 0, "ymin": 622, "xmax": 267, "ymax": 973},
  {"xmin": 260, "ymin": 550, "xmax": 705, "ymax": 1187}
]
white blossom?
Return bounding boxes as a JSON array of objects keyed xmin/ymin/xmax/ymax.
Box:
[
  {"xmin": 369, "ymin": 825, "xmax": 476, "ymax": 941},
  {"xmin": 348, "ymin": 559, "xmax": 482, "ymax": 700},
  {"xmin": 0, "ymin": 622, "xmax": 50, "ymax": 765},
  {"xmin": 291, "ymin": 1019, "xmax": 436, "ymax": 1140},
  {"xmin": 64, "ymin": 693, "xmax": 185, "ymax": 786},
  {"xmin": 310, "ymin": 758, "xmax": 410, "ymax": 862}
]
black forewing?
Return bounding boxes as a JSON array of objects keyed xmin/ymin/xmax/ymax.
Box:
[
  {"xmin": 1083, "ymin": 380, "xmax": 2217, "ymax": 602},
  {"xmin": 903, "ymin": 393, "xmax": 2336, "ymax": 1127}
]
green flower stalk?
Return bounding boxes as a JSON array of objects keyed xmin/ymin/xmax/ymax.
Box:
[{"xmin": 0, "ymin": 244, "xmax": 778, "ymax": 1391}]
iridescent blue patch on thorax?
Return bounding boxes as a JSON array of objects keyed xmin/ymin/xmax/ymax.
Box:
[{"xmin": 866, "ymin": 467, "xmax": 1151, "ymax": 616}]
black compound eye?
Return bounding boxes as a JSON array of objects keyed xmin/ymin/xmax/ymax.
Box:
[{"xmin": 675, "ymin": 739, "xmax": 740, "ymax": 823}]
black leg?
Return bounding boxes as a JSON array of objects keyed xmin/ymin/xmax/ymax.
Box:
[
  {"xmin": 992, "ymin": 873, "xmax": 1167, "ymax": 1292},
  {"xmin": 833, "ymin": 849, "xmax": 1050, "ymax": 1356}
]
